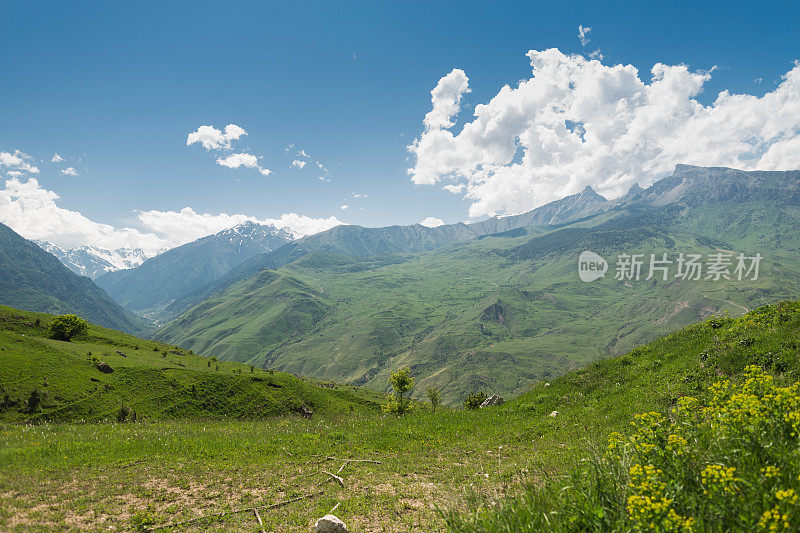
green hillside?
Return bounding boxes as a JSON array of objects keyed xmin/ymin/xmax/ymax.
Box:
[
  {"xmin": 0, "ymin": 222, "xmax": 145, "ymax": 334},
  {"xmin": 154, "ymin": 196, "xmax": 800, "ymax": 403},
  {"xmin": 4, "ymin": 302, "xmax": 800, "ymax": 530},
  {"xmin": 0, "ymin": 305, "xmax": 380, "ymax": 423}
]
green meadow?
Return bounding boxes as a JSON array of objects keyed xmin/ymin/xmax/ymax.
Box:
[{"xmin": 4, "ymin": 301, "xmax": 800, "ymax": 530}]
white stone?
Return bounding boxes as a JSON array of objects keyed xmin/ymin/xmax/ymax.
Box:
[{"xmin": 315, "ymin": 514, "xmax": 349, "ymax": 533}]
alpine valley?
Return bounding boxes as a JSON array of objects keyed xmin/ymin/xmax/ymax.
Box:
[{"xmin": 58, "ymin": 164, "xmax": 793, "ymax": 404}]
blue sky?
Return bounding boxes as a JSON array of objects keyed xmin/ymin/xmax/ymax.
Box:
[{"xmin": 2, "ymin": 0, "xmax": 799, "ymax": 252}]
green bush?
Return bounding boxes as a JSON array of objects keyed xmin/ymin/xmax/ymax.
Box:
[
  {"xmin": 48, "ymin": 315, "xmax": 89, "ymax": 342},
  {"xmin": 427, "ymin": 387, "xmax": 441, "ymax": 412},
  {"xmin": 447, "ymin": 366, "xmax": 800, "ymax": 531},
  {"xmin": 383, "ymin": 367, "xmax": 414, "ymax": 415},
  {"xmin": 463, "ymin": 390, "xmax": 487, "ymax": 410}
]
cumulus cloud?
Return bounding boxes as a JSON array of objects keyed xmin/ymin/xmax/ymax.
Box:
[
  {"xmin": 340, "ymin": 204, "xmax": 349, "ymax": 210},
  {"xmin": 318, "ymin": 176, "xmax": 330, "ymax": 183},
  {"xmin": 0, "ymin": 177, "xmax": 166, "ymax": 254},
  {"xmin": 52, "ymin": 153, "xmax": 64, "ymax": 163},
  {"xmin": 408, "ymin": 49, "xmax": 800, "ymax": 218},
  {"xmin": 419, "ymin": 216, "xmax": 445, "ymax": 227},
  {"xmin": 216, "ymin": 153, "xmax": 272, "ymax": 176},
  {"xmin": 292, "ymin": 159, "xmax": 307, "ymax": 169},
  {"xmin": 0, "ymin": 177, "xmax": 342, "ymax": 254},
  {"xmin": 353, "ymin": 193, "xmax": 367, "ymax": 198},
  {"xmin": 60, "ymin": 167, "xmax": 78, "ymax": 176},
  {"xmin": 423, "ymin": 69, "xmax": 470, "ymax": 131},
  {"xmin": 0, "ymin": 150, "xmax": 40, "ymax": 174},
  {"xmin": 186, "ymin": 124, "xmax": 247, "ymax": 150},
  {"xmin": 578, "ymin": 25, "xmax": 591, "ymax": 46}
]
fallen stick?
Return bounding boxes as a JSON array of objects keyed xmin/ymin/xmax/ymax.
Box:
[
  {"xmin": 329, "ymin": 502, "xmax": 341, "ymax": 515},
  {"xmin": 321, "ymin": 470, "xmax": 345, "ymax": 487},
  {"xmin": 253, "ymin": 508, "xmax": 265, "ymax": 533},
  {"xmin": 145, "ymin": 491, "xmax": 327, "ymax": 531}
]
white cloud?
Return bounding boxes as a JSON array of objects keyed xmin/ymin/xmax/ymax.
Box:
[
  {"xmin": 340, "ymin": 204, "xmax": 349, "ymax": 210},
  {"xmin": 297, "ymin": 149, "xmax": 310, "ymax": 158},
  {"xmin": 292, "ymin": 159, "xmax": 307, "ymax": 169},
  {"xmin": 423, "ymin": 69, "xmax": 470, "ymax": 131},
  {"xmin": 0, "ymin": 177, "xmax": 342, "ymax": 255},
  {"xmin": 6, "ymin": 170, "xmax": 25, "ymax": 178},
  {"xmin": 318, "ymin": 176, "xmax": 330, "ymax": 183},
  {"xmin": 408, "ymin": 49, "xmax": 800, "ymax": 218},
  {"xmin": 0, "ymin": 177, "xmax": 166, "ymax": 254},
  {"xmin": 187, "ymin": 124, "xmax": 247, "ymax": 150},
  {"xmin": 137, "ymin": 208, "xmax": 343, "ymax": 242},
  {"xmin": 578, "ymin": 25, "xmax": 591, "ymax": 46},
  {"xmin": 353, "ymin": 193, "xmax": 367, "ymax": 198},
  {"xmin": 0, "ymin": 150, "xmax": 40, "ymax": 174},
  {"xmin": 216, "ymin": 152, "xmax": 272, "ymax": 176},
  {"xmin": 419, "ymin": 216, "xmax": 445, "ymax": 227},
  {"xmin": 60, "ymin": 167, "xmax": 78, "ymax": 176},
  {"xmin": 52, "ymin": 153, "xmax": 64, "ymax": 163},
  {"xmin": 589, "ymin": 50, "xmax": 604, "ymax": 60}
]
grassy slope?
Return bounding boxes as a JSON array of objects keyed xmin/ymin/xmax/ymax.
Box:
[
  {"xmin": 3, "ymin": 302, "xmax": 799, "ymax": 531},
  {"xmin": 0, "ymin": 222, "xmax": 145, "ymax": 334},
  {"xmin": 0, "ymin": 305, "xmax": 381, "ymax": 423},
  {"xmin": 155, "ymin": 202, "xmax": 800, "ymax": 404}
]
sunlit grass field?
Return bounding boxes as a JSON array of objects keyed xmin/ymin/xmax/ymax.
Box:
[{"xmin": 4, "ymin": 302, "xmax": 800, "ymax": 530}]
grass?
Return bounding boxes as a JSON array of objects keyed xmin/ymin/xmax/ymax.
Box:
[
  {"xmin": 0, "ymin": 305, "xmax": 382, "ymax": 423},
  {"xmin": 4, "ymin": 302, "xmax": 800, "ymax": 530}
]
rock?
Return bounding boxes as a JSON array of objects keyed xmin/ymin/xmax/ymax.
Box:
[
  {"xmin": 299, "ymin": 405, "xmax": 314, "ymax": 418},
  {"xmin": 549, "ymin": 410, "xmax": 558, "ymax": 417},
  {"xmin": 315, "ymin": 514, "xmax": 348, "ymax": 532},
  {"xmin": 480, "ymin": 394, "xmax": 505, "ymax": 408},
  {"xmin": 96, "ymin": 362, "xmax": 114, "ymax": 373}
]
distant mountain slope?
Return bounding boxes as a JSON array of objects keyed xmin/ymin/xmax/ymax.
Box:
[
  {"xmin": 95, "ymin": 221, "xmax": 294, "ymax": 318},
  {"xmin": 155, "ymin": 166, "xmax": 800, "ymax": 402},
  {"xmin": 163, "ymin": 222, "xmax": 481, "ymax": 319},
  {"xmin": 0, "ymin": 305, "xmax": 380, "ymax": 423},
  {"xmin": 35, "ymin": 241, "xmax": 151, "ymax": 279},
  {"xmin": 469, "ymin": 185, "xmax": 609, "ymax": 235},
  {"xmin": 0, "ymin": 223, "xmax": 145, "ymax": 333}
]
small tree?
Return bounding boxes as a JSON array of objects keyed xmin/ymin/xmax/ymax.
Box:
[
  {"xmin": 48, "ymin": 315, "xmax": 89, "ymax": 342},
  {"xmin": 426, "ymin": 387, "xmax": 441, "ymax": 412},
  {"xmin": 464, "ymin": 390, "xmax": 487, "ymax": 410},
  {"xmin": 383, "ymin": 367, "xmax": 414, "ymax": 415}
]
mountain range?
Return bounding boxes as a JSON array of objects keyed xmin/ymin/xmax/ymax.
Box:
[
  {"xmin": 94, "ymin": 221, "xmax": 294, "ymax": 320},
  {"xmin": 151, "ymin": 165, "xmax": 800, "ymax": 402},
  {"xmin": 4, "ymin": 164, "xmax": 799, "ymax": 403},
  {"xmin": 35, "ymin": 241, "xmax": 152, "ymax": 279}
]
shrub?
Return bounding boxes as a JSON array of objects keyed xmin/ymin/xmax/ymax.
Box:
[
  {"xmin": 48, "ymin": 314, "xmax": 89, "ymax": 341},
  {"xmin": 117, "ymin": 405, "xmax": 132, "ymax": 423},
  {"xmin": 463, "ymin": 390, "xmax": 487, "ymax": 410},
  {"xmin": 26, "ymin": 389, "xmax": 43, "ymax": 413},
  {"xmin": 447, "ymin": 366, "xmax": 800, "ymax": 531},
  {"xmin": 383, "ymin": 367, "xmax": 414, "ymax": 415},
  {"xmin": 426, "ymin": 387, "xmax": 441, "ymax": 412}
]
